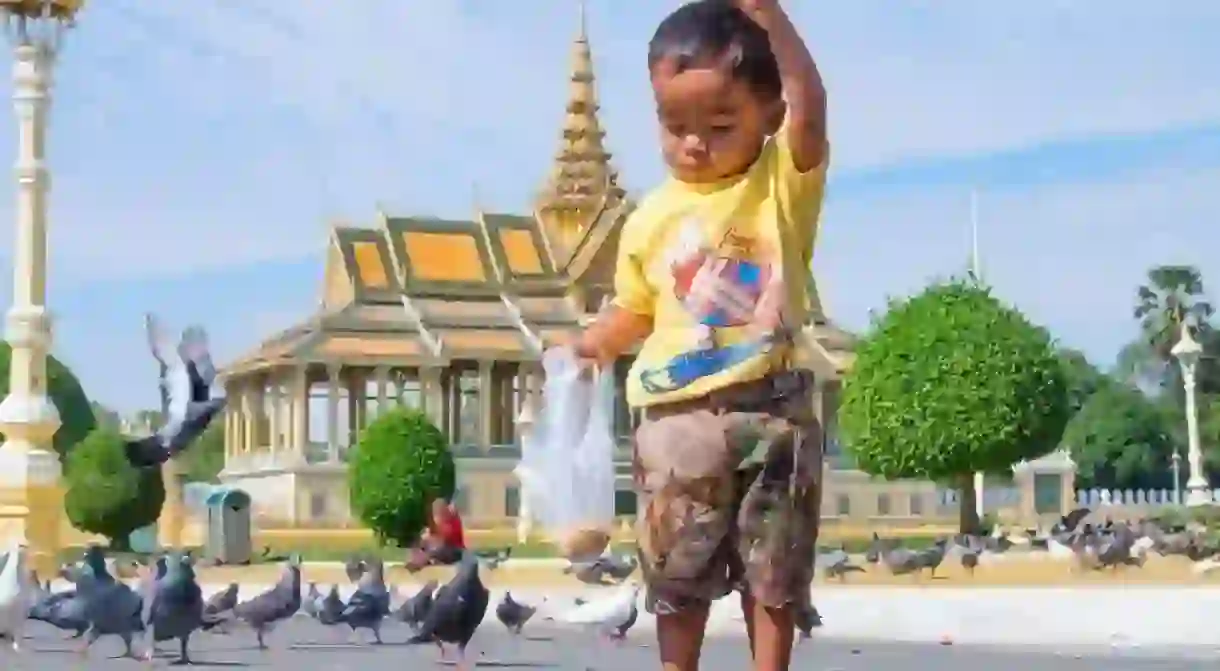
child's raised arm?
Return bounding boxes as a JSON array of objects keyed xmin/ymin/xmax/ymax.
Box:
[{"xmin": 737, "ymin": 0, "xmax": 827, "ymax": 172}]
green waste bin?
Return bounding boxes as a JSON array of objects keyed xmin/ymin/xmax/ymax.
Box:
[{"xmin": 205, "ymin": 487, "xmax": 252, "ymax": 564}]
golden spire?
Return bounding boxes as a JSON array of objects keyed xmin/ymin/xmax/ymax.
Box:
[{"xmin": 536, "ymin": 1, "xmax": 623, "ymax": 251}]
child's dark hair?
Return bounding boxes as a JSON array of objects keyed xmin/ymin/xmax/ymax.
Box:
[{"xmin": 647, "ymin": 0, "xmax": 781, "ymax": 101}]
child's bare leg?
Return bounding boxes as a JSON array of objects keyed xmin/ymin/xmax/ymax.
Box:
[
  {"xmin": 657, "ymin": 606, "xmax": 710, "ymax": 671},
  {"xmin": 740, "ymin": 592, "xmax": 794, "ymax": 671}
]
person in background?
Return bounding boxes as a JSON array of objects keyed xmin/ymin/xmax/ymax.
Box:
[{"xmin": 406, "ymin": 498, "xmax": 466, "ymax": 571}]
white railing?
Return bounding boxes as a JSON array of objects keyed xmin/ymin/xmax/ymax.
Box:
[{"xmin": 1075, "ymin": 487, "xmax": 1220, "ymax": 508}]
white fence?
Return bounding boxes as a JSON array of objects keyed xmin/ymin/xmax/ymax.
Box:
[
  {"xmin": 937, "ymin": 487, "xmax": 1022, "ymax": 509},
  {"xmin": 1075, "ymin": 488, "xmax": 1220, "ymax": 508}
]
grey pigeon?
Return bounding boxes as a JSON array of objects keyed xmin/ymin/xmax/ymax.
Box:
[
  {"xmin": 394, "ymin": 579, "xmax": 437, "ymax": 631},
  {"xmin": 316, "ymin": 585, "xmax": 345, "ymax": 626},
  {"xmin": 201, "ymin": 582, "xmax": 238, "ymax": 632},
  {"xmin": 75, "ymin": 545, "xmax": 147, "ymax": 659},
  {"xmin": 302, "ymin": 583, "xmax": 323, "ymax": 620},
  {"xmin": 146, "ymin": 552, "xmax": 205, "ymax": 664},
  {"xmin": 880, "ymin": 547, "xmax": 922, "ymax": 576},
  {"xmin": 563, "ymin": 559, "xmax": 608, "ymax": 585},
  {"xmin": 407, "ymin": 553, "xmax": 490, "ymax": 666},
  {"xmin": 478, "ymin": 546, "xmax": 513, "ymax": 571},
  {"xmin": 599, "ymin": 554, "xmax": 638, "ymax": 582},
  {"xmin": 341, "ymin": 558, "xmax": 390, "ymax": 643},
  {"xmin": 915, "ymin": 539, "xmax": 948, "ymax": 577},
  {"xmin": 138, "ymin": 555, "xmax": 168, "ymax": 625},
  {"xmin": 794, "ymin": 601, "xmax": 822, "ymax": 641},
  {"xmin": 495, "ymin": 592, "xmax": 536, "ymax": 635},
  {"xmin": 817, "ymin": 545, "xmax": 865, "ymax": 581},
  {"xmin": 126, "ymin": 323, "xmax": 226, "ymax": 468},
  {"xmin": 231, "ymin": 554, "xmax": 302, "ymax": 649},
  {"xmin": 344, "ymin": 556, "xmax": 366, "ymax": 583},
  {"xmin": 960, "ymin": 548, "xmax": 980, "ymax": 575}
]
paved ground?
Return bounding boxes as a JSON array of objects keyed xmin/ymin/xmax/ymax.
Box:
[{"xmin": 3, "ymin": 619, "xmax": 1214, "ymax": 670}]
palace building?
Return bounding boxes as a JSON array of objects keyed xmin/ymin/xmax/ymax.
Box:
[{"xmin": 216, "ymin": 14, "xmax": 946, "ymax": 529}]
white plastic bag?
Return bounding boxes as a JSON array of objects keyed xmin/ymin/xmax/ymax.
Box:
[{"xmin": 517, "ymin": 347, "xmax": 617, "ymax": 559}]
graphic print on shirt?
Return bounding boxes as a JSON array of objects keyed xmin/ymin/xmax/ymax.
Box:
[{"xmin": 638, "ymin": 216, "xmax": 786, "ymax": 395}]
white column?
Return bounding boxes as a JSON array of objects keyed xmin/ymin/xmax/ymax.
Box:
[
  {"xmin": 478, "ymin": 361, "xmax": 494, "ymax": 449},
  {"xmin": 374, "ymin": 365, "xmax": 389, "ymax": 417},
  {"xmin": 291, "ymin": 366, "xmax": 309, "ymax": 464},
  {"xmin": 421, "ymin": 366, "xmax": 444, "ymax": 428},
  {"xmin": 0, "ymin": 43, "xmax": 60, "ymax": 468},
  {"xmin": 1182, "ymin": 359, "xmax": 1210, "ymax": 505},
  {"xmin": 326, "ymin": 364, "xmax": 341, "ymax": 462},
  {"xmin": 268, "ymin": 380, "xmax": 281, "ymax": 457}
]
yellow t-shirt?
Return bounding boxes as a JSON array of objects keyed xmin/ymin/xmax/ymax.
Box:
[{"xmin": 614, "ymin": 133, "xmax": 829, "ymax": 408}]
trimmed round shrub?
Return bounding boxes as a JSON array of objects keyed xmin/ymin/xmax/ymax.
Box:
[
  {"xmin": 64, "ymin": 427, "xmax": 165, "ymax": 549},
  {"xmin": 348, "ymin": 406, "xmax": 456, "ymax": 547}
]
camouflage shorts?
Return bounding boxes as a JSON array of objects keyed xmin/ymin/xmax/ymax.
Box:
[{"xmin": 632, "ymin": 402, "xmax": 823, "ymax": 615}]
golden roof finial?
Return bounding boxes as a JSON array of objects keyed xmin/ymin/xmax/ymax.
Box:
[{"xmin": 535, "ymin": 0, "xmax": 623, "ymax": 236}]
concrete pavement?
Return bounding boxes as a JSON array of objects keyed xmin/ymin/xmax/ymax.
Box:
[
  {"xmin": 6, "ymin": 619, "xmax": 1215, "ymax": 670},
  {"xmin": 134, "ymin": 582, "xmax": 1220, "ymax": 648}
]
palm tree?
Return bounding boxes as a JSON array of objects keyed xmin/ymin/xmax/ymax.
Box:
[{"xmin": 1128, "ymin": 264, "xmax": 1216, "ymax": 395}]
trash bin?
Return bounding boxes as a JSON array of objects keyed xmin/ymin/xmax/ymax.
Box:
[{"xmin": 205, "ymin": 487, "xmax": 253, "ymax": 564}]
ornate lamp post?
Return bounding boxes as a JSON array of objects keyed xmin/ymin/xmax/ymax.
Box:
[
  {"xmin": 1170, "ymin": 450, "xmax": 1182, "ymax": 505},
  {"xmin": 0, "ymin": 0, "xmax": 82, "ymax": 576},
  {"xmin": 1170, "ymin": 322, "xmax": 1211, "ymax": 506}
]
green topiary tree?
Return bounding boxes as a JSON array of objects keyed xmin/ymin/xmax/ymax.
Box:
[
  {"xmin": 64, "ymin": 427, "xmax": 165, "ymax": 550},
  {"xmin": 348, "ymin": 406, "xmax": 455, "ymax": 547},
  {"xmin": 1061, "ymin": 383, "xmax": 1176, "ymax": 490},
  {"xmin": 838, "ymin": 278, "xmax": 1071, "ymax": 533},
  {"xmin": 0, "ymin": 343, "xmax": 96, "ymax": 461}
]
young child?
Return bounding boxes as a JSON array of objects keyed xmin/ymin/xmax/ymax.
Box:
[{"xmin": 569, "ymin": 2, "xmax": 827, "ymax": 670}]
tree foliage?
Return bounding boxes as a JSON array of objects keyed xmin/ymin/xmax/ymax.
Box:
[
  {"xmin": 348, "ymin": 406, "xmax": 455, "ymax": 547},
  {"xmin": 839, "ymin": 279, "xmax": 1071, "ymax": 482},
  {"xmin": 0, "ymin": 343, "xmax": 96, "ymax": 461},
  {"xmin": 1061, "ymin": 383, "xmax": 1177, "ymax": 490},
  {"xmin": 64, "ymin": 427, "xmax": 165, "ymax": 549},
  {"xmin": 1126, "ymin": 264, "xmax": 1220, "ymax": 395}
]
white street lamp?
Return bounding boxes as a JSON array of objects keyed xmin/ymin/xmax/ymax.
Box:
[
  {"xmin": 1170, "ymin": 450, "xmax": 1182, "ymax": 505},
  {"xmin": 0, "ymin": 0, "xmax": 81, "ymax": 576},
  {"xmin": 1170, "ymin": 321, "xmax": 1211, "ymax": 506},
  {"xmin": 514, "ymin": 402, "xmax": 536, "ymax": 545}
]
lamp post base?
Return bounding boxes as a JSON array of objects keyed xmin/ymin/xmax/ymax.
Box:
[
  {"xmin": 1185, "ymin": 479, "xmax": 1213, "ymax": 507},
  {"xmin": 0, "ymin": 439, "xmax": 62, "ymax": 579}
]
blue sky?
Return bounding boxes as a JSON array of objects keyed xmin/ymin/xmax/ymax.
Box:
[{"xmin": 0, "ymin": 1, "xmax": 1217, "ymax": 413}]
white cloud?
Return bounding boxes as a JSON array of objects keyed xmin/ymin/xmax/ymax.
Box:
[{"xmin": 817, "ymin": 163, "xmax": 1220, "ymax": 366}]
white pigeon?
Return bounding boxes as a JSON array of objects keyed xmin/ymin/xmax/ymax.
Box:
[
  {"xmin": 0, "ymin": 543, "xmax": 33, "ymax": 652},
  {"xmin": 1047, "ymin": 538, "xmax": 1074, "ymax": 559},
  {"xmin": 553, "ymin": 582, "xmax": 641, "ymax": 641}
]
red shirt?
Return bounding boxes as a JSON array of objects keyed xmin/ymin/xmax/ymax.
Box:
[{"xmin": 434, "ymin": 514, "xmax": 466, "ymax": 549}]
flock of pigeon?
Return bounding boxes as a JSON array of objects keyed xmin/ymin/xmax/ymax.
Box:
[
  {"xmin": 0, "ymin": 543, "xmax": 643, "ymax": 668},
  {"xmin": 816, "ymin": 506, "xmax": 1220, "ymax": 580}
]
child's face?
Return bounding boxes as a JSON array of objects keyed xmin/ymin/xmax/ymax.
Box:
[{"xmin": 651, "ymin": 55, "xmax": 783, "ymax": 184}]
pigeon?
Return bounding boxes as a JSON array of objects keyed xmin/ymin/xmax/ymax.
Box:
[
  {"xmin": 342, "ymin": 558, "xmax": 391, "ymax": 643},
  {"xmin": 231, "ymin": 554, "xmax": 302, "ymax": 649},
  {"xmin": 880, "ymin": 547, "xmax": 922, "ymax": 576},
  {"xmin": 0, "ymin": 544, "xmax": 32, "ymax": 652},
  {"xmin": 478, "ymin": 546, "xmax": 513, "ymax": 571},
  {"xmin": 138, "ymin": 555, "xmax": 168, "ymax": 625},
  {"xmin": 146, "ymin": 552, "xmax": 205, "ymax": 664},
  {"xmin": 599, "ymin": 553, "xmax": 638, "ymax": 583},
  {"xmin": 125, "ymin": 323, "xmax": 227, "ymax": 468},
  {"xmin": 302, "ymin": 583, "xmax": 323, "ymax": 620},
  {"xmin": 553, "ymin": 582, "xmax": 641, "ymax": 643},
  {"xmin": 75, "ymin": 545, "xmax": 147, "ymax": 658},
  {"xmin": 407, "ymin": 553, "xmax": 490, "ymax": 670},
  {"xmin": 344, "ymin": 556, "xmax": 366, "ymax": 583},
  {"xmin": 201, "ymin": 582, "xmax": 239, "ymax": 631},
  {"xmin": 495, "ymin": 592, "xmax": 537, "ymax": 635},
  {"xmin": 28, "ymin": 583, "xmax": 89, "ymax": 639},
  {"xmin": 394, "ymin": 579, "xmax": 438, "ymax": 631},
  {"xmin": 817, "ymin": 545, "xmax": 865, "ymax": 581},
  {"xmin": 794, "ymin": 600, "xmax": 822, "ymax": 641},
  {"xmin": 315, "ymin": 585, "xmax": 346, "ymax": 626},
  {"xmin": 915, "ymin": 539, "xmax": 948, "ymax": 577},
  {"xmin": 960, "ymin": 548, "xmax": 980, "ymax": 575}
]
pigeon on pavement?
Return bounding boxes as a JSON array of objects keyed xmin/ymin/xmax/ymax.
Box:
[
  {"xmin": 394, "ymin": 579, "xmax": 438, "ymax": 631},
  {"xmin": 316, "ymin": 585, "xmax": 346, "ymax": 626},
  {"xmin": 302, "ymin": 583, "xmax": 323, "ymax": 620},
  {"xmin": 0, "ymin": 543, "xmax": 33, "ymax": 652},
  {"xmin": 342, "ymin": 558, "xmax": 391, "ymax": 643},
  {"xmin": 201, "ymin": 582, "xmax": 239, "ymax": 631},
  {"xmin": 126, "ymin": 323, "xmax": 226, "ymax": 468},
  {"xmin": 231, "ymin": 554, "xmax": 302, "ymax": 649},
  {"xmin": 146, "ymin": 552, "xmax": 205, "ymax": 664},
  {"xmin": 552, "ymin": 582, "xmax": 641, "ymax": 643},
  {"xmin": 817, "ymin": 545, "xmax": 864, "ymax": 581},
  {"xmin": 407, "ymin": 554, "xmax": 490, "ymax": 670},
  {"xmin": 495, "ymin": 592, "xmax": 537, "ymax": 635},
  {"xmin": 75, "ymin": 545, "xmax": 147, "ymax": 659}
]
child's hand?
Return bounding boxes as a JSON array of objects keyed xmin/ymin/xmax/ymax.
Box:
[{"xmin": 734, "ymin": 0, "xmax": 782, "ymax": 23}]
